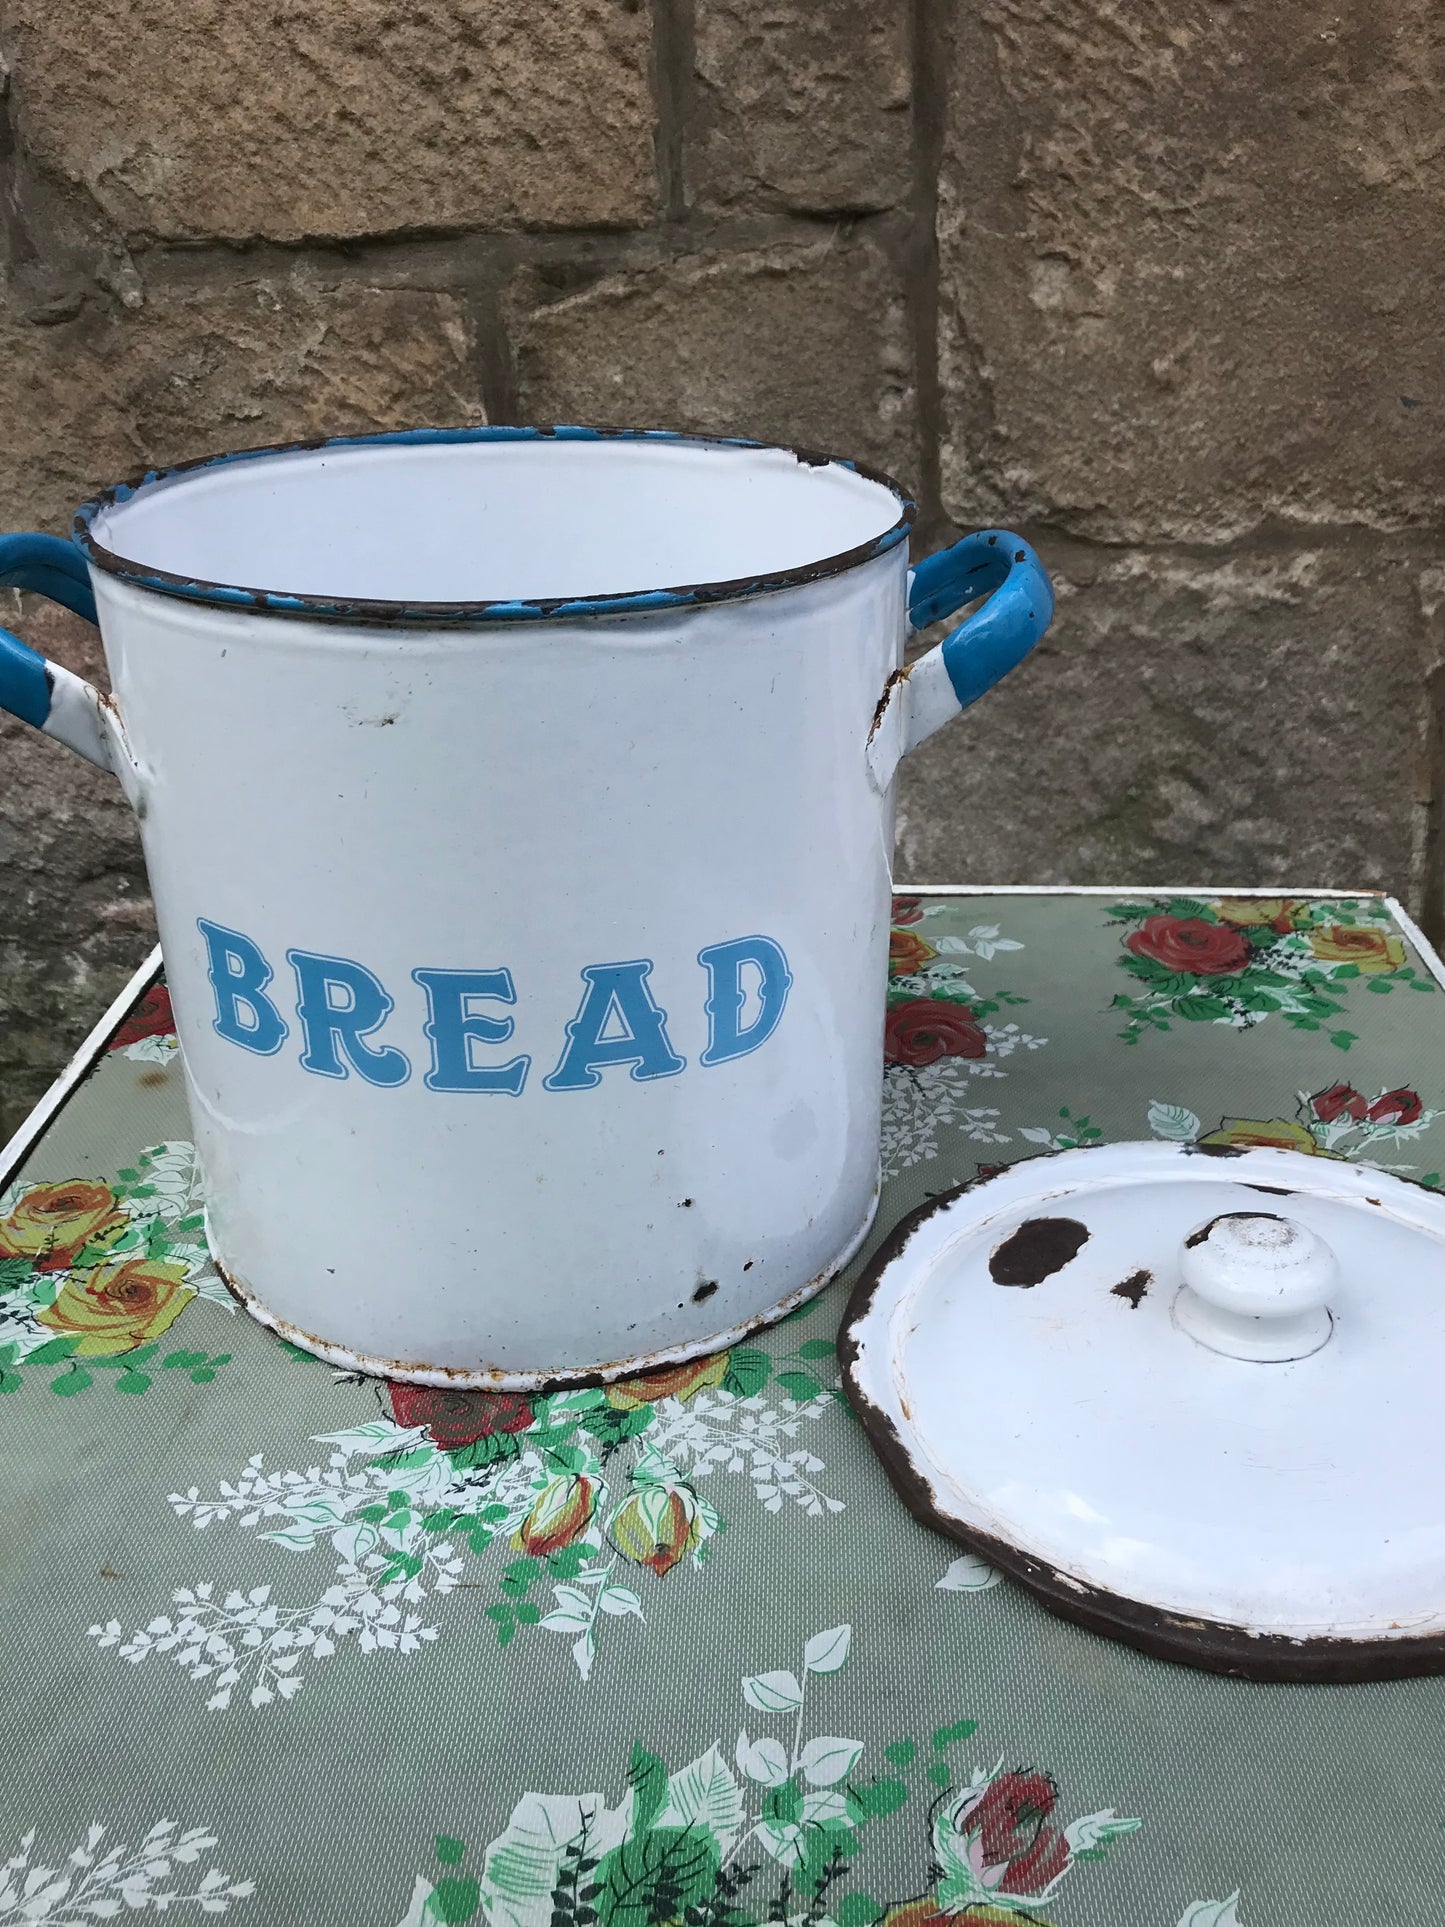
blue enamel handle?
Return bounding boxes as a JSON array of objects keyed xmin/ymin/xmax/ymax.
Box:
[
  {"xmin": 866, "ymin": 527, "xmax": 1054, "ymax": 790},
  {"xmin": 0, "ymin": 530, "xmax": 111, "ymax": 765},
  {"xmin": 908, "ymin": 528, "xmax": 1054, "ymax": 709}
]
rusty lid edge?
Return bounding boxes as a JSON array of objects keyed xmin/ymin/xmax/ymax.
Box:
[{"xmin": 838, "ymin": 1169, "xmax": 1445, "ymax": 1687}]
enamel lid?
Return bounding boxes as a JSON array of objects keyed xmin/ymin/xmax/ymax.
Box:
[{"xmin": 840, "ymin": 1143, "xmax": 1445, "ymax": 1681}]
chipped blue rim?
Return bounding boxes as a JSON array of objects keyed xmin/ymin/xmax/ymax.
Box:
[{"xmin": 72, "ymin": 424, "xmax": 916, "ymax": 627}]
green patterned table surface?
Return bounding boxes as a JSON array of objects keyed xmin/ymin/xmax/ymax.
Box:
[{"xmin": 4, "ymin": 889, "xmax": 1445, "ymax": 1927}]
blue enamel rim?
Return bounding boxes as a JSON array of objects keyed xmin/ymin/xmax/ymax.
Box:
[{"xmin": 72, "ymin": 424, "xmax": 916, "ymax": 628}]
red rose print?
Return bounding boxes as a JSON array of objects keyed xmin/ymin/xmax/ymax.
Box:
[
  {"xmin": 1312, "ymin": 1083, "xmax": 1367, "ymax": 1124},
  {"xmin": 388, "ymin": 1382, "xmax": 534, "ymax": 1449},
  {"xmin": 884, "ymin": 999, "xmax": 987, "ymax": 1068},
  {"xmin": 1366, "ymin": 1088, "xmax": 1423, "ymax": 1125},
  {"xmin": 109, "ymin": 983, "xmax": 176, "ymax": 1050},
  {"xmin": 960, "ymin": 1769, "xmax": 1071, "ymax": 1897},
  {"xmin": 878, "ymin": 1903, "xmax": 947, "ymax": 1927},
  {"xmin": 1125, "ymin": 915, "xmax": 1250, "ymax": 977},
  {"xmin": 891, "ymin": 895, "xmax": 924, "ymax": 925}
]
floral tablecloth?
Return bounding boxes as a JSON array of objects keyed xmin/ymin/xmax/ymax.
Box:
[{"xmin": 3, "ymin": 889, "xmax": 1444, "ymax": 1927}]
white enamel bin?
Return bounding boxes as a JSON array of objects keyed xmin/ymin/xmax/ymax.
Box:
[{"xmin": 0, "ymin": 427, "xmax": 1054, "ymax": 1385}]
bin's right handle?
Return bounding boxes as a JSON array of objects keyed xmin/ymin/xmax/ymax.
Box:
[
  {"xmin": 0, "ymin": 531, "xmax": 117, "ymax": 771},
  {"xmin": 866, "ymin": 529, "xmax": 1054, "ymax": 792}
]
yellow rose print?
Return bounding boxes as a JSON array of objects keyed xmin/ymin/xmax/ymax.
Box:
[
  {"xmin": 1199, "ymin": 1119, "xmax": 1322, "ymax": 1155},
  {"xmin": 606, "ymin": 1350, "xmax": 729, "ymax": 1412},
  {"xmin": 36, "ymin": 1256, "xmax": 195, "ymax": 1356},
  {"xmin": 1308, "ymin": 926, "xmax": 1406, "ymax": 973},
  {"xmin": 0, "ymin": 1180, "xmax": 125, "ymax": 1265},
  {"xmin": 1213, "ymin": 897, "xmax": 1298, "ymax": 929}
]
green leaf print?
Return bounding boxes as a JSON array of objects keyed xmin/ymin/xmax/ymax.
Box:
[
  {"xmin": 1166, "ymin": 898, "xmax": 1217, "ymax": 921},
  {"xmin": 1174, "ymin": 995, "xmax": 1231, "ymax": 1022},
  {"xmin": 448, "ymin": 1431, "xmax": 528, "ymax": 1472},
  {"xmin": 582, "ymin": 1405, "xmax": 655, "ymax": 1451},
  {"xmin": 723, "ymin": 1348, "xmax": 770, "ymax": 1398},
  {"xmin": 931, "ymin": 1720, "xmax": 978, "ymax": 1751},
  {"xmin": 420, "ymin": 1630, "xmax": 1139, "ymax": 1927},
  {"xmin": 835, "ymin": 1895, "xmax": 883, "ymax": 1927},
  {"xmin": 596, "ymin": 1829, "xmax": 721, "ymax": 1927},
  {"xmin": 24, "ymin": 1335, "xmax": 81, "ymax": 1363},
  {"xmin": 500, "ymin": 1559, "xmax": 540, "ymax": 1599},
  {"xmin": 629, "ymin": 1746, "xmax": 668, "ymax": 1833},
  {"xmin": 430, "ymin": 1875, "xmax": 481, "ymax": 1922},
  {"xmin": 852, "ymin": 1779, "xmax": 908, "ymax": 1819},
  {"xmin": 763, "ymin": 1780, "xmax": 803, "ymax": 1828}
]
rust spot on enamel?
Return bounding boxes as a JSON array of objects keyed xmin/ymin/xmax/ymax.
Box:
[
  {"xmin": 1184, "ymin": 1209, "xmax": 1280, "ymax": 1250},
  {"xmin": 988, "ymin": 1216, "xmax": 1089, "ymax": 1287},
  {"xmin": 1112, "ymin": 1269, "xmax": 1150, "ymax": 1308}
]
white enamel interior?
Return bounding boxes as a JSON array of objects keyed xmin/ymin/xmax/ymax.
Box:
[
  {"xmin": 86, "ymin": 437, "xmax": 905, "ymax": 604},
  {"xmin": 847, "ymin": 1143, "xmax": 1445, "ymax": 1642}
]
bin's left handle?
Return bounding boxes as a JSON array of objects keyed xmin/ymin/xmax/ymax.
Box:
[
  {"xmin": 0, "ymin": 532, "xmax": 118, "ymax": 771},
  {"xmin": 866, "ymin": 528, "xmax": 1054, "ymax": 792}
]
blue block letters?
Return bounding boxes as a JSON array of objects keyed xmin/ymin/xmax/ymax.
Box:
[
  {"xmin": 196, "ymin": 921, "xmax": 793, "ymax": 1094},
  {"xmin": 288, "ymin": 949, "xmax": 411, "ymax": 1087},
  {"xmin": 698, "ymin": 935, "xmax": 793, "ymax": 1066},
  {"xmin": 544, "ymin": 959, "xmax": 686, "ymax": 1091},
  {"xmin": 198, "ymin": 918, "xmax": 289, "ymax": 1056},
  {"xmin": 413, "ymin": 968, "xmax": 529, "ymax": 1094}
]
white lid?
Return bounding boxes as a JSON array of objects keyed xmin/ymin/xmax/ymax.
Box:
[{"xmin": 841, "ymin": 1142, "xmax": 1445, "ymax": 1681}]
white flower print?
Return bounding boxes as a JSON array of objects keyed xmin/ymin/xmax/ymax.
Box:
[
  {"xmin": 0, "ymin": 1819, "xmax": 254, "ymax": 1921},
  {"xmin": 86, "ymin": 1361, "xmax": 846, "ymax": 1710}
]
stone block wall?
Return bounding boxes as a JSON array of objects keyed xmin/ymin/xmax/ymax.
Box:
[{"xmin": 0, "ymin": 0, "xmax": 1441, "ymax": 1135}]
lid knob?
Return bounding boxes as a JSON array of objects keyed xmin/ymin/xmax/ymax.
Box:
[{"xmin": 1173, "ymin": 1210, "xmax": 1336, "ymax": 1362}]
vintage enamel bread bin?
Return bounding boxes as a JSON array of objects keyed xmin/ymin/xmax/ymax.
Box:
[{"xmin": 0, "ymin": 427, "xmax": 1054, "ymax": 1384}]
